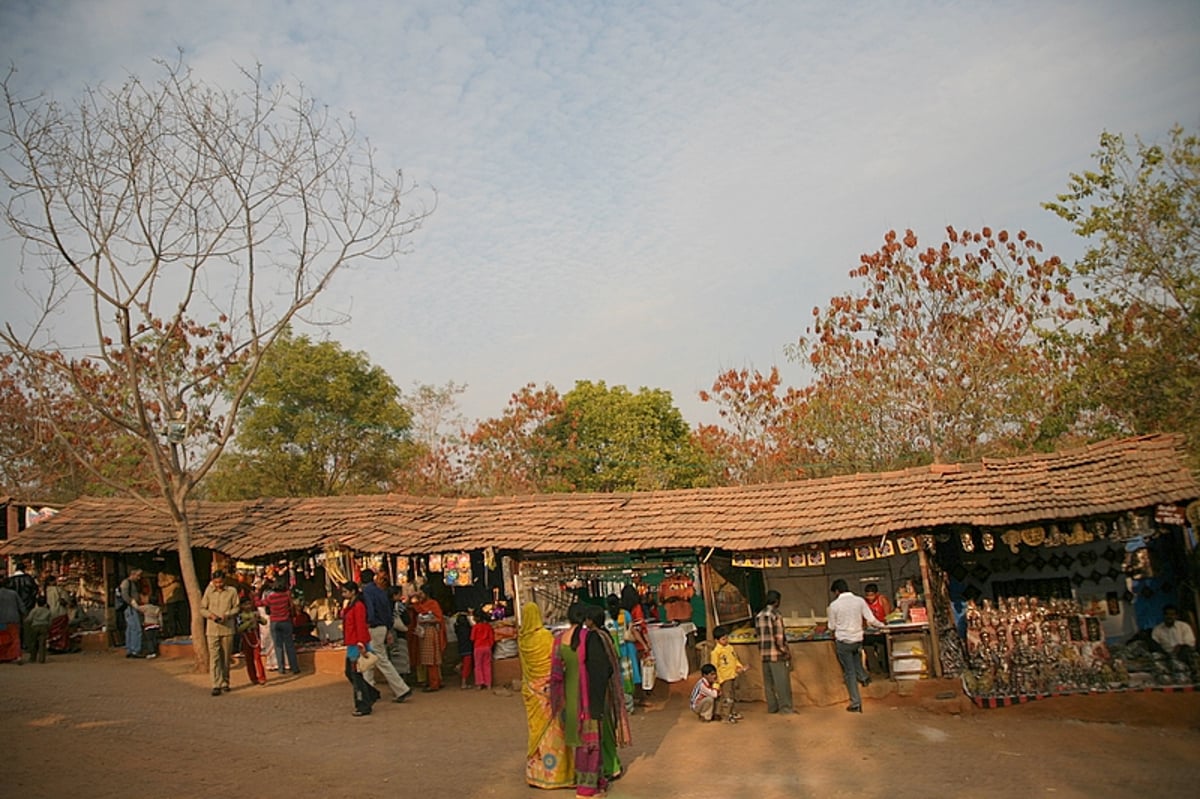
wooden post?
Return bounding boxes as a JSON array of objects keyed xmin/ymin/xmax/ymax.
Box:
[
  {"xmin": 917, "ymin": 546, "xmax": 942, "ymax": 678},
  {"xmin": 700, "ymin": 560, "xmax": 717, "ymax": 635}
]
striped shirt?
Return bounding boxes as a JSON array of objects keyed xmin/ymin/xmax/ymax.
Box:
[
  {"xmin": 262, "ymin": 590, "xmax": 293, "ymax": 622},
  {"xmin": 690, "ymin": 677, "xmax": 719, "ymax": 710},
  {"xmin": 756, "ymin": 605, "xmax": 789, "ymax": 662}
]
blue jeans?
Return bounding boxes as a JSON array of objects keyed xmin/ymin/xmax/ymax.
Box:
[
  {"xmin": 271, "ymin": 620, "xmax": 299, "ymax": 673},
  {"xmin": 835, "ymin": 640, "xmax": 868, "ymax": 708},
  {"xmin": 346, "ymin": 655, "xmax": 380, "ymax": 713},
  {"xmin": 124, "ymin": 606, "xmax": 142, "ymax": 655}
]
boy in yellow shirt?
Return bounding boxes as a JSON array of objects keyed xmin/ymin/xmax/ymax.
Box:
[{"xmin": 710, "ymin": 625, "xmax": 748, "ymax": 723}]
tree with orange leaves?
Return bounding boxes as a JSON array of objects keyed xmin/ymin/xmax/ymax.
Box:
[
  {"xmin": 787, "ymin": 226, "xmax": 1079, "ymax": 472},
  {"xmin": 695, "ymin": 366, "xmax": 810, "ymax": 485}
]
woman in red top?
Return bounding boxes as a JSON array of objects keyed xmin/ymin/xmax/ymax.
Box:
[{"xmin": 340, "ymin": 581, "xmax": 380, "ymax": 716}]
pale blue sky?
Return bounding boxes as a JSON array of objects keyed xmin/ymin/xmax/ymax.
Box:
[{"xmin": 2, "ymin": 0, "xmax": 1198, "ymax": 427}]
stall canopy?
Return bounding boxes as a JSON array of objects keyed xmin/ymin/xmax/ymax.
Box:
[{"xmin": 2, "ymin": 434, "xmax": 1196, "ymax": 559}]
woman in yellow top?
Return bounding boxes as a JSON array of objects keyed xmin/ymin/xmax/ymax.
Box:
[{"xmin": 518, "ymin": 602, "xmax": 573, "ymax": 789}]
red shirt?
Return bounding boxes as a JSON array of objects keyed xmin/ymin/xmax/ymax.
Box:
[
  {"xmin": 342, "ymin": 600, "xmax": 369, "ymax": 648},
  {"xmin": 261, "ymin": 590, "xmax": 292, "ymax": 622},
  {"xmin": 470, "ymin": 620, "xmax": 495, "ymax": 649}
]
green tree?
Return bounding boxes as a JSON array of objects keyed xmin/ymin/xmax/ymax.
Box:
[
  {"xmin": 204, "ymin": 332, "xmax": 415, "ymax": 498},
  {"xmin": 1044, "ymin": 126, "xmax": 1200, "ymax": 464},
  {"xmin": 787, "ymin": 227, "xmax": 1079, "ymax": 472},
  {"xmin": 549, "ymin": 380, "xmax": 708, "ymax": 492},
  {"xmin": 0, "ymin": 59, "xmax": 431, "ymax": 669}
]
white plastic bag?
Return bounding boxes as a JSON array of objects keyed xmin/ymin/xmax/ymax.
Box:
[{"xmin": 641, "ymin": 655, "xmax": 656, "ymax": 690}]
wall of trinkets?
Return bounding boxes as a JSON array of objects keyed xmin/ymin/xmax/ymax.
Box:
[
  {"xmin": 938, "ymin": 507, "xmax": 1200, "ymax": 702},
  {"xmin": 298, "ymin": 546, "xmax": 518, "ymax": 650},
  {"xmin": 512, "ymin": 554, "xmax": 704, "ymax": 683},
  {"xmin": 512, "ymin": 554, "xmax": 701, "ymax": 626}
]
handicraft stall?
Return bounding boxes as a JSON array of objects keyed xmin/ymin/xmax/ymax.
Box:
[
  {"xmin": 707, "ymin": 535, "xmax": 936, "ymax": 708},
  {"xmin": 928, "ymin": 505, "xmax": 1200, "ymax": 707},
  {"xmin": 513, "ymin": 552, "xmax": 704, "ymax": 683}
]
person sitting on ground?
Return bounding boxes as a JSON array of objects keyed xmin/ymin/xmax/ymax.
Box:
[
  {"xmin": 690, "ymin": 663, "xmax": 722, "ymax": 722},
  {"xmin": 1152, "ymin": 605, "xmax": 1196, "ymax": 657}
]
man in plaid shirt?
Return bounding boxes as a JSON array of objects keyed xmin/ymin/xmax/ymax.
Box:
[{"xmin": 756, "ymin": 589, "xmax": 795, "ymax": 714}]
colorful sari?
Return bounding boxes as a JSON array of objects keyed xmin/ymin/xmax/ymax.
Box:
[
  {"xmin": 607, "ymin": 608, "xmax": 641, "ymax": 711},
  {"xmin": 551, "ymin": 623, "xmax": 632, "ymax": 797},
  {"xmin": 519, "ymin": 603, "xmax": 572, "ymax": 789}
]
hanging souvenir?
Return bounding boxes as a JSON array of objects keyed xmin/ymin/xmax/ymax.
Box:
[
  {"xmin": 960, "ymin": 531, "xmax": 975, "ymax": 553},
  {"xmin": 429, "ymin": 554, "xmax": 443, "ymax": 572},
  {"xmin": 484, "ymin": 546, "xmax": 497, "ymax": 571},
  {"xmin": 980, "ymin": 532, "xmax": 995, "ymax": 552},
  {"xmin": 502, "ymin": 556, "xmax": 515, "ymax": 599},
  {"xmin": 454, "ymin": 552, "xmax": 473, "ymax": 586},
  {"xmin": 445, "ymin": 567, "xmax": 461, "ymax": 587}
]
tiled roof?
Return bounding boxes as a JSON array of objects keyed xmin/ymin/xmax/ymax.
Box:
[{"xmin": 2, "ymin": 434, "xmax": 1195, "ymax": 558}]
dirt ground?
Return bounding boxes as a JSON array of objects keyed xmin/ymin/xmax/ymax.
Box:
[{"xmin": 5, "ymin": 650, "xmax": 1200, "ymax": 799}]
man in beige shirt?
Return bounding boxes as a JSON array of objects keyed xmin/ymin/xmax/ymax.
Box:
[{"xmin": 199, "ymin": 570, "xmax": 241, "ymax": 695}]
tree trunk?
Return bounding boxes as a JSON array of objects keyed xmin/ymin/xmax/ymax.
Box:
[{"xmin": 174, "ymin": 521, "xmax": 209, "ymax": 673}]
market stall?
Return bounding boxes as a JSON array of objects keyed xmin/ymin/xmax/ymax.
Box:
[
  {"xmin": 933, "ymin": 506, "xmax": 1200, "ymax": 706},
  {"xmin": 701, "ymin": 539, "xmax": 938, "ymax": 707},
  {"xmin": 513, "ymin": 552, "xmax": 705, "ymax": 683}
]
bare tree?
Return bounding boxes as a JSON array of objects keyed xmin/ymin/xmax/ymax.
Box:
[{"xmin": 1, "ymin": 58, "xmax": 433, "ymax": 669}]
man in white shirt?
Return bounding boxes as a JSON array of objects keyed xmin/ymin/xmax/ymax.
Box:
[
  {"xmin": 827, "ymin": 579, "xmax": 885, "ymax": 713},
  {"xmin": 1151, "ymin": 605, "xmax": 1196, "ymax": 656}
]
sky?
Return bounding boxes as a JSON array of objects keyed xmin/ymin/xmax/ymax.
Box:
[{"xmin": 1, "ymin": 0, "xmax": 1198, "ymax": 429}]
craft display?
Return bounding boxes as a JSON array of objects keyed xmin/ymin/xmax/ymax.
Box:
[{"xmin": 960, "ymin": 594, "xmax": 1198, "ymax": 700}]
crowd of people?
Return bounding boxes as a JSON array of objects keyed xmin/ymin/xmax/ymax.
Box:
[
  {"xmin": 0, "ymin": 560, "xmax": 96, "ymax": 663},
  {"xmin": 519, "ymin": 600, "xmax": 632, "ymax": 797}
]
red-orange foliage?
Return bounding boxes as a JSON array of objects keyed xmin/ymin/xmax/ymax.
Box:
[
  {"xmin": 789, "ymin": 226, "xmax": 1079, "ymax": 469},
  {"xmin": 695, "ymin": 366, "xmax": 809, "ymax": 485}
]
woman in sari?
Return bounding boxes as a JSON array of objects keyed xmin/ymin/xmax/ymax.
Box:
[
  {"xmin": 604, "ymin": 594, "xmax": 641, "ymax": 713},
  {"xmin": 519, "ymin": 602, "xmax": 573, "ymax": 789},
  {"xmin": 584, "ymin": 604, "xmax": 632, "ymax": 784},
  {"xmin": 552, "ymin": 603, "xmax": 631, "ymax": 798},
  {"xmin": 411, "ymin": 586, "xmax": 447, "ymax": 691}
]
